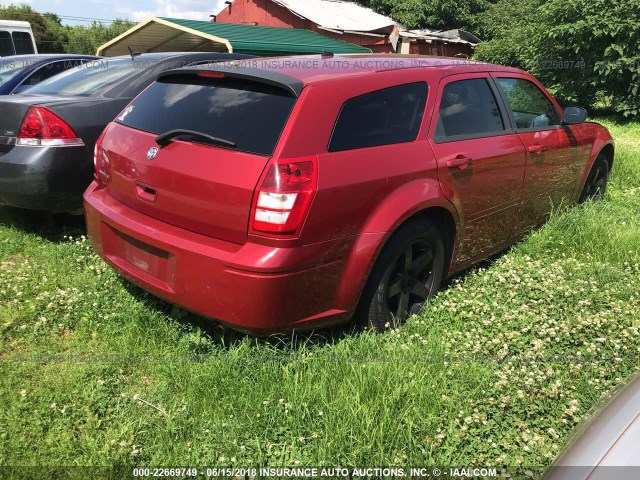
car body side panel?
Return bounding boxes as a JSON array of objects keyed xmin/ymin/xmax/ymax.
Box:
[
  {"xmin": 275, "ymin": 70, "xmax": 445, "ymax": 244},
  {"xmin": 271, "ymin": 71, "xmax": 459, "ymax": 311},
  {"xmin": 515, "ymin": 126, "xmax": 583, "ymax": 233},
  {"xmin": 426, "ymin": 72, "xmax": 527, "ymax": 264},
  {"xmin": 489, "ymin": 72, "xmax": 585, "ymax": 233},
  {"xmin": 330, "ymin": 179, "xmax": 458, "ymax": 313},
  {"xmin": 434, "ymin": 134, "xmax": 526, "ymax": 263},
  {"xmin": 598, "ymin": 415, "xmax": 640, "ymax": 466}
]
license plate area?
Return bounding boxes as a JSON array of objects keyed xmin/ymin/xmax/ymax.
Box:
[{"xmin": 101, "ymin": 223, "xmax": 176, "ymax": 292}]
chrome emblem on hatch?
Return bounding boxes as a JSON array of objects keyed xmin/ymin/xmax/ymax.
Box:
[{"xmin": 147, "ymin": 147, "xmax": 158, "ymax": 160}]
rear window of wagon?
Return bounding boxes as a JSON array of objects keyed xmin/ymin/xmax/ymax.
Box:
[
  {"xmin": 329, "ymin": 82, "xmax": 428, "ymax": 152},
  {"xmin": 116, "ymin": 75, "xmax": 297, "ymax": 156}
]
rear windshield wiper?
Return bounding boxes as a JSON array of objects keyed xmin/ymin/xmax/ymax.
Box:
[{"xmin": 155, "ymin": 129, "xmax": 237, "ymax": 149}]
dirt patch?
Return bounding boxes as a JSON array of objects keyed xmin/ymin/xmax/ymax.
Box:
[{"xmin": 0, "ymin": 254, "xmax": 24, "ymax": 268}]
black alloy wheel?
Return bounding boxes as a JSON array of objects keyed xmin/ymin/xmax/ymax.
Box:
[{"xmin": 355, "ymin": 219, "xmax": 445, "ymax": 331}]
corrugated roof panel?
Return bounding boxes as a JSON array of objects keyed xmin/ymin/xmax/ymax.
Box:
[
  {"xmin": 160, "ymin": 17, "xmax": 371, "ymax": 55},
  {"xmin": 270, "ymin": 0, "xmax": 396, "ymax": 33}
]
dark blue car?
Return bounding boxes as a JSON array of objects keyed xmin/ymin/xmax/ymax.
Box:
[{"xmin": 0, "ymin": 54, "xmax": 99, "ymax": 95}]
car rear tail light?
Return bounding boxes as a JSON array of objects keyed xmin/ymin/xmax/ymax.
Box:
[
  {"xmin": 17, "ymin": 106, "xmax": 83, "ymax": 147},
  {"xmin": 93, "ymin": 130, "xmax": 111, "ymax": 187},
  {"xmin": 251, "ymin": 157, "xmax": 317, "ymax": 236}
]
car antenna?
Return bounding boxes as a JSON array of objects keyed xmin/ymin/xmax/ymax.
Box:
[
  {"xmin": 127, "ymin": 46, "xmax": 142, "ymax": 60},
  {"xmin": 320, "ymin": 50, "xmax": 334, "ymax": 59}
]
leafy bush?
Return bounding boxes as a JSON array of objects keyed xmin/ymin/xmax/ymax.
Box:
[
  {"xmin": 475, "ymin": 0, "xmax": 640, "ymax": 117},
  {"xmin": 538, "ymin": 0, "xmax": 640, "ymax": 117},
  {"xmin": 63, "ymin": 20, "xmax": 135, "ymax": 55}
]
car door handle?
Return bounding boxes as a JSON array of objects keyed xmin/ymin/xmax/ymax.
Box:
[
  {"xmin": 446, "ymin": 155, "xmax": 472, "ymax": 170},
  {"xmin": 528, "ymin": 144, "xmax": 544, "ymax": 155}
]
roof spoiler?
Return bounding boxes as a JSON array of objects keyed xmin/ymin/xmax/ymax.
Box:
[{"xmin": 157, "ymin": 64, "xmax": 304, "ymax": 97}]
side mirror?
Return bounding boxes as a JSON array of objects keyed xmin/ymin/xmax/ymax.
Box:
[{"xmin": 562, "ymin": 106, "xmax": 587, "ymax": 125}]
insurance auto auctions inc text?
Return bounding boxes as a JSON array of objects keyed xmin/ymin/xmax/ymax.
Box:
[{"xmin": 203, "ymin": 467, "xmax": 498, "ymax": 478}]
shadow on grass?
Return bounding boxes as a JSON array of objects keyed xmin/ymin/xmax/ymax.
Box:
[
  {"xmin": 0, "ymin": 206, "xmax": 86, "ymax": 243},
  {"xmin": 116, "ymin": 248, "xmax": 517, "ymax": 354},
  {"xmin": 443, "ymin": 245, "xmax": 513, "ymax": 288},
  {"xmin": 117, "ymin": 275, "xmax": 363, "ymax": 353},
  {"xmin": 121, "ymin": 250, "xmax": 519, "ymax": 352},
  {"xmin": 1, "ymin": 203, "xmax": 517, "ymax": 352}
]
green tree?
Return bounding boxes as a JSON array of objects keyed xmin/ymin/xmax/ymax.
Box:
[
  {"xmin": 42, "ymin": 13, "xmax": 69, "ymax": 51},
  {"xmin": 64, "ymin": 19, "xmax": 134, "ymax": 55},
  {"xmin": 475, "ymin": 0, "xmax": 640, "ymax": 117},
  {"xmin": 537, "ymin": 0, "xmax": 640, "ymax": 117},
  {"xmin": 473, "ymin": 0, "xmax": 542, "ymax": 67},
  {"xmin": 357, "ymin": 0, "xmax": 492, "ymax": 33},
  {"xmin": 0, "ymin": 3, "xmax": 66, "ymax": 52}
]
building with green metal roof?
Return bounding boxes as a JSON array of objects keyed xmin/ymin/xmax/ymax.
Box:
[{"xmin": 96, "ymin": 16, "xmax": 371, "ymax": 57}]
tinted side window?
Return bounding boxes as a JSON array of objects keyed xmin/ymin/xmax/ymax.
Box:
[
  {"xmin": 12, "ymin": 32, "xmax": 34, "ymax": 55},
  {"xmin": 0, "ymin": 31, "xmax": 14, "ymax": 56},
  {"xmin": 329, "ymin": 83, "xmax": 427, "ymax": 152},
  {"xmin": 23, "ymin": 61, "xmax": 67, "ymax": 86},
  {"xmin": 496, "ymin": 78, "xmax": 559, "ymax": 129},
  {"xmin": 435, "ymin": 78, "xmax": 505, "ymax": 139}
]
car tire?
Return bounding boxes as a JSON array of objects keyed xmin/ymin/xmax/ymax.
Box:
[
  {"xmin": 354, "ymin": 219, "xmax": 445, "ymax": 331},
  {"xmin": 579, "ymin": 154, "xmax": 610, "ymax": 203}
]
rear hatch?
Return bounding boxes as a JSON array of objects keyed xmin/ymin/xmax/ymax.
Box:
[{"xmin": 100, "ymin": 70, "xmax": 299, "ymax": 244}]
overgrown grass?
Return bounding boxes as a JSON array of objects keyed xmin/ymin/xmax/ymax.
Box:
[{"xmin": 1, "ymin": 120, "xmax": 639, "ymax": 471}]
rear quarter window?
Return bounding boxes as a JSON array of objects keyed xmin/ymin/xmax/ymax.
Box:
[
  {"xmin": 328, "ymin": 83, "xmax": 428, "ymax": 152},
  {"xmin": 116, "ymin": 75, "xmax": 297, "ymax": 156}
]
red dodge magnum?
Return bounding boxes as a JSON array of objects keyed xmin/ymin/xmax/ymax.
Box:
[{"xmin": 84, "ymin": 55, "xmax": 614, "ymax": 334}]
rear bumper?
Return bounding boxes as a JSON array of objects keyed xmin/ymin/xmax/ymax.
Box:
[
  {"xmin": 84, "ymin": 182, "xmax": 355, "ymax": 334},
  {"xmin": 0, "ymin": 144, "xmax": 92, "ymax": 212}
]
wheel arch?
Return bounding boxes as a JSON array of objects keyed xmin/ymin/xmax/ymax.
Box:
[
  {"xmin": 335, "ymin": 185, "xmax": 460, "ymax": 316},
  {"xmin": 599, "ymin": 143, "xmax": 615, "ymax": 172},
  {"xmin": 576, "ymin": 140, "xmax": 615, "ymax": 202}
]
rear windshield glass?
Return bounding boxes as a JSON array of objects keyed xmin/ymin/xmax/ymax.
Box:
[
  {"xmin": 26, "ymin": 59, "xmax": 139, "ymax": 97},
  {"xmin": 116, "ymin": 75, "xmax": 297, "ymax": 156}
]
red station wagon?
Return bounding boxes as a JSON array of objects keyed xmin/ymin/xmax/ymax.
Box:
[{"xmin": 84, "ymin": 55, "xmax": 614, "ymax": 335}]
